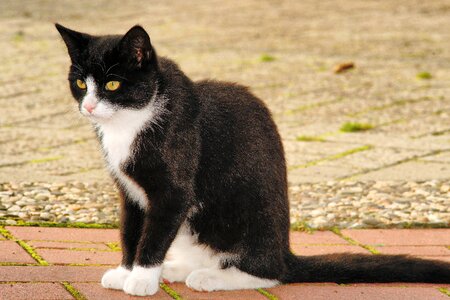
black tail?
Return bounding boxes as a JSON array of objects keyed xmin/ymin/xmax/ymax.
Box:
[{"xmin": 283, "ymin": 253, "xmax": 450, "ymax": 283}]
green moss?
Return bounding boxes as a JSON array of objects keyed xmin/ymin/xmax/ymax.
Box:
[
  {"xmin": 290, "ymin": 221, "xmax": 314, "ymax": 233},
  {"xmin": 417, "ymin": 72, "xmax": 432, "ymax": 80},
  {"xmin": 17, "ymin": 240, "xmax": 49, "ymax": 265},
  {"xmin": 28, "ymin": 156, "xmax": 63, "ymax": 164},
  {"xmin": 8, "ymin": 220, "xmax": 118, "ymax": 229},
  {"xmin": 0, "ymin": 226, "xmax": 15, "ymax": 240},
  {"xmin": 106, "ymin": 242, "xmax": 121, "ymax": 251},
  {"xmin": 257, "ymin": 288, "xmax": 279, "ymax": 300},
  {"xmin": 296, "ymin": 135, "xmax": 325, "ymax": 142},
  {"xmin": 340, "ymin": 122, "xmax": 373, "ymax": 133},
  {"xmin": 331, "ymin": 228, "xmax": 380, "ymax": 254},
  {"xmin": 160, "ymin": 283, "xmax": 183, "ymax": 300},
  {"xmin": 290, "ymin": 145, "xmax": 372, "ymax": 170},
  {"xmin": 438, "ymin": 287, "xmax": 450, "ymax": 297},
  {"xmin": 260, "ymin": 54, "xmax": 276, "ymax": 62},
  {"xmin": 62, "ymin": 282, "xmax": 87, "ymax": 300}
]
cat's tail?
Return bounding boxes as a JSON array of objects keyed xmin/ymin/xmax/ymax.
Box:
[{"xmin": 282, "ymin": 252, "xmax": 450, "ymax": 283}]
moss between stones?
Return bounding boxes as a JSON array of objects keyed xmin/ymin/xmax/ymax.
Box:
[
  {"xmin": 331, "ymin": 228, "xmax": 380, "ymax": 254},
  {"xmin": 1, "ymin": 220, "xmax": 118, "ymax": 229},
  {"xmin": 106, "ymin": 242, "xmax": 121, "ymax": 251},
  {"xmin": 17, "ymin": 240, "xmax": 49, "ymax": 266},
  {"xmin": 438, "ymin": 287, "xmax": 450, "ymax": 297},
  {"xmin": 340, "ymin": 122, "xmax": 373, "ymax": 133},
  {"xmin": 257, "ymin": 288, "xmax": 279, "ymax": 300},
  {"xmin": 62, "ymin": 281, "xmax": 87, "ymax": 300},
  {"xmin": 290, "ymin": 221, "xmax": 315, "ymax": 233},
  {"xmin": 160, "ymin": 283, "xmax": 183, "ymax": 300}
]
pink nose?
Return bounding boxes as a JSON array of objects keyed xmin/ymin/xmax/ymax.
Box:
[{"xmin": 83, "ymin": 103, "xmax": 96, "ymax": 113}]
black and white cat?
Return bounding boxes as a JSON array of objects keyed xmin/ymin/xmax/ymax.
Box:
[{"xmin": 56, "ymin": 24, "xmax": 450, "ymax": 296}]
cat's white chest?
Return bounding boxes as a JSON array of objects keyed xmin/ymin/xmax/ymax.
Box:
[{"xmin": 97, "ymin": 107, "xmax": 157, "ymax": 210}]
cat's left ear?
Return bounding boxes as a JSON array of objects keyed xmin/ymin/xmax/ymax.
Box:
[{"xmin": 120, "ymin": 25, "xmax": 154, "ymax": 69}]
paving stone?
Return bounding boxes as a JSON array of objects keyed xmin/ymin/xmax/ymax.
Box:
[
  {"xmin": 0, "ymin": 240, "xmax": 36, "ymax": 264},
  {"xmin": 169, "ymin": 283, "xmax": 267, "ymax": 299},
  {"xmin": 291, "ymin": 244, "xmax": 370, "ymax": 255},
  {"xmin": 290, "ymin": 231, "xmax": 349, "ymax": 245},
  {"xmin": 0, "ymin": 266, "xmax": 108, "ymax": 282},
  {"xmin": 37, "ymin": 248, "xmax": 121, "ymax": 265},
  {"xmin": 357, "ymin": 161, "xmax": 450, "ymax": 181},
  {"xmin": 28, "ymin": 240, "xmax": 112, "ymax": 251},
  {"xmin": 341, "ymin": 229, "xmax": 450, "ymax": 246},
  {"xmin": 6, "ymin": 226, "xmax": 119, "ymax": 243},
  {"xmin": 268, "ymin": 284, "xmax": 449, "ymax": 300},
  {"xmin": 374, "ymin": 246, "xmax": 450, "ymax": 256},
  {"xmin": 72, "ymin": 282, "xmax": 173, "ymax": 300},
  {"xmin": 0, "ymin": 282, "xmax": 73, "ymax": 300}
]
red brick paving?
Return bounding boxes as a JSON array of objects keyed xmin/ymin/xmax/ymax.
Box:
[
  {"xmin": 292, "ymin": 244, "xmax": 370, "ymax": 255},
  {"xmin": 28, "ymin": 240, "xmax": 112, "ymax": 250},
  {"xmin": 341, "ymin": 229, "xmax": 450, "ymax": 246},
  {"xmin": 72, "ymin": 282, "xmax": 173, "ymax": 299},
  {"xmin": 38, "ymin": 248, "xmax": 121, "ymax": 265},
  {"xmin": 0, "ymin": 266, "xmax": 108, "ymax": 282},
  {"xmin": 6, "ymin": 226, "xmax": 119, "ymax": 243},
  {"xmin": 267, "ymin": 284, "xmax": 449, "ymax": 300},
  {"xmin": 1, "ymin": 227, "xmax": 449, "ymax": 299},
  {"xmin": 169, "ymin": 283, "xmax": 267, "ymax": 299},
  {"xmin": 374, "ymin": 245, "xmax": 450, "ymax": 256},
  {"xmin": 0, "ymin": 282, "xmax": 73, "ymax": 300},
  {"xmin": 0, "ymin": 240, "xmax": 36, "ymax": 264}
]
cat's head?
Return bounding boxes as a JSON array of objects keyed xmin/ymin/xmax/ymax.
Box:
[{"xmin": 55, "ymin": 24, "xmax": 159, "ymax": 123}]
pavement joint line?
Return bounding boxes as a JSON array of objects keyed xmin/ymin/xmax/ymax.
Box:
[
  {"xmin": 1, "ymin": 109, "xmax": 70, "ymax": 127},
  {"xmin": 282, "ymin": 98, "xmax": 345, "ymax": 115},
  {"xmin": 160, "ymin": 283, "xmax": 183, "ymax": 300},
  {"xmin": 0, "ymin": 226, "xmax": 49, "ymax": 266},
  {"xmin": 346, "ymin": 96, "xmax": 434, "ymax": 117},
  {"xmin": 438, "ymin": 287, "xmax": 450, "ymax": 297},
  {"xmin": 338, "ymin": 148, "xmax": 450, "ymax": 181},
  {"xmin": 330, "ymin": 228, "xmax": 380, "ymax": 254},
  {"xmin": 0, "ymin": 156, "xmax": 64, "ymax": 169},
  {"xmin": 412, "ymin": 127, "xmax": 450, "ymax": 139},
  {"xmin": 2, "ymin": 220, "xmax": 118, "ymax": 229},
  {"xmin": 289, "ymin": 145, "xmax": 373, "ymax": 170},
  {"xmin": 257, "ymin": 288, "xmax": 279, "ymax": 300},
  {"xmin": 62, "ymin": 281, "xmax": 87, "ymax": 300}
]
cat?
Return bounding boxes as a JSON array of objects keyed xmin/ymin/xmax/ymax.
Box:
[{"xmin": 55, "ymin": 23, "xmax": 450, "ymax": 296}]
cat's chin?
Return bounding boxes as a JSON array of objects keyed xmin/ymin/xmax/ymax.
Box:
[{"xmin": 81, "ymin": 111, "xmax": 116, "ymax": 124}]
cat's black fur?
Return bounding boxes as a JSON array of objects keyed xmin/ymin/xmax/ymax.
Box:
[{"xmin": 56, "ymin": 23, "xmax": 450, "ymax": 288}]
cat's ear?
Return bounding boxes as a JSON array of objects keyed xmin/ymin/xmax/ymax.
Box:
[
  {"xmin": 55, "ymin": 23, "xmax": 90, "ymax": 62},
  {"xmin": 120, "ymin": 25, "xmax": 154, "ymax": 69}
]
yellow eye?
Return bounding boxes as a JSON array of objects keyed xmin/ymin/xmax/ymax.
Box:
[
  {"xmin": 76, "ymin": 79, "xmax": 86, "ymax": 89},
  {"xmin": 105, "ymin": 81, "xmax": 121, "ymax": 91}
]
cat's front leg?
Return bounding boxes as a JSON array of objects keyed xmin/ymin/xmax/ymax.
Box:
[
  {"xmin": 102, "ymin": 197, "xmax": 145, "ymax": 290},
  {"xmin": 123, "ymin": 192, "xmax": 188, "ymax": 296}
]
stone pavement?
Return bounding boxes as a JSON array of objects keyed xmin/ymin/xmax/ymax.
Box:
[
  {"xmin": 0, "ymin": 0, "xmax": 449, "ymax": 185},
  {"xmin": 0, "ymin": 226, "xmax": 449, "ymax": 299}
]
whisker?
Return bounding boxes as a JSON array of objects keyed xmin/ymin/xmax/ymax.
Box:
[
  {"xmin": 106, "ymin": 63, "xmax": 120, "ymax": 76},
  {"xmin": 93, "ymin": 62, "xmax": 105, "ymax": 73},
  {"xmin": 107, "ymin": 73, "xmax": 128, "ymax": 81}
]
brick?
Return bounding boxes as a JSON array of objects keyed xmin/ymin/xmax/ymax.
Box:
[
  {"xmin": 291, "ymin": 244, "xmax": 370, "ymax": 255},
  {"xmin": 375, "ymin": 246, "xmax": 450, "ymax": 256},
  {"xmin": 169, "ymin": 283, "xmax": 267, "ymax": 299},
  {"xmin": 6, "ymin": 226, "xmax": 119, "ymax": 243},
  {"xmin": 290, "ymin": 231, "xmax": 349, "ymax": 245},
  {"xmin": 0, "ymin": 266, "xmax": 108, "ymax": 282},
  {"xmin": 341, "ymin": 229, "xmax": 450, "ymax": 246},
  {"xmin": 0, "ymin": 282, "xmax": 73, "ymax": 300},
  {"xmin": 72, "ymin": 282, "xmax": 173, "ymax": 300},
  {"xmin": 37, "ymin": 248, "xmax": 121, "ymax": 265},
  {"xmin": 29, "ymin": 240, "xmax": 112, "ymax": 251},
  {"xmin": 420, "ymin": 256, "xmax": 450, "ymax": 263},
  {"xmin": 0, "ymin": 240, "xmax": 36, "ymax": 264},
  {"xmin": 268, "ymin": 284, "xmax": 449, "ymax": 300}
]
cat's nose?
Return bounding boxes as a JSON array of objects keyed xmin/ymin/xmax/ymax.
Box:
[{"xmin": 83, "ymin": 102, "xmax": 96, "ymax": 113}]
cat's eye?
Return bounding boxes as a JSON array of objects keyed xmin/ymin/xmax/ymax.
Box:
[
  {"xmin": 105, "ymin": 81, "xmax": 121, "ymax": 91},
  {"xmin": 76, "ymin": 79, "xmax": 86, "ymax": 89}
]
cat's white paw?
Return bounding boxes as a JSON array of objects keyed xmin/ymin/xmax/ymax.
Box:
[
  {"xmin": 123, "ymin": 265, "xmax": 161, "ymax": 296},
  {"xmin": 101, "ymin": 266, "xmax": 131, "ymax": 290},
  {"xmin": 162, "ymin": 261, "xmax": 193, "ymax": 283},
  {"xmin": 186, "ymin": 269, "xmax": 223, "ymax": 292}
]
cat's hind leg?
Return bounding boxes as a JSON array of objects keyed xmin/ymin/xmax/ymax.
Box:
[{"xmin": 185, "ymin": 267, "xmax": 279, "ymax": 292}]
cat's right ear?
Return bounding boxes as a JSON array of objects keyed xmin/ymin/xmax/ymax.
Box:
[{"xmin": 55, "ymin": 23, "xmax": 90, "ymax": 62}]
